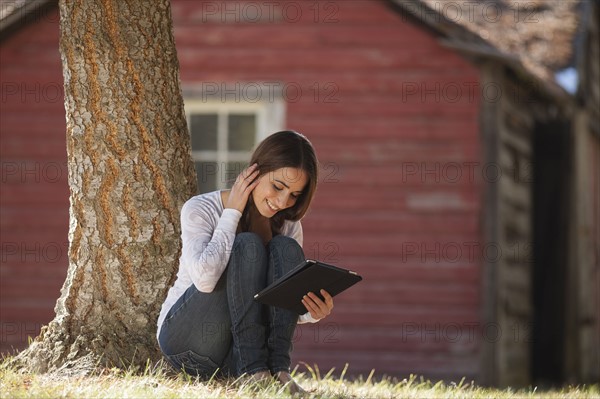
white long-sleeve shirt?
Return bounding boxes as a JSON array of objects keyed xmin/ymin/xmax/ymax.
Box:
[{"xmin": 157, "ymin": 190, "xmax": 318, "ymax": 339}]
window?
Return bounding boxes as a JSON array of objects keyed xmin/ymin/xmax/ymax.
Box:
[{"xmin": 184, "ymin": 84, "xmax": 285, "ymax": 193}]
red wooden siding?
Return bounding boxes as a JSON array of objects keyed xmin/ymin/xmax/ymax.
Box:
[
  {"xmin": 171, "ymin": 0, "xmax": 481, "ymax": 379},
  {"xmin": 1, "ymin": 0, "xmax": 482, "ymax": 381},
  {"xmin": 0, "ymin": 9, "xmax": 69, "ymax": 355}
]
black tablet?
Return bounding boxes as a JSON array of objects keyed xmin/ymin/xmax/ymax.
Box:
[{"xmin": 253, "ymin": 259, "xmax": 363, "ymax": 315}]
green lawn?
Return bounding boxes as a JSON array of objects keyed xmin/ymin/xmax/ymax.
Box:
[{"xmin": 1, "ymin": 358, "xmax": 598, "ymax": 398}]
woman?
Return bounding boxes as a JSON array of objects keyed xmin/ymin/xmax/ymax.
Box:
[{"xmin": 157, "ymin": 130, "xmax": 334, "ymax": 392}]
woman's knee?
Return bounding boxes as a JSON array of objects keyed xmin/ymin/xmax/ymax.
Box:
[
  {"xmin": 269, "ymin": 234, "xmax": 298, "ymax": 248},
  {"xmin": 231, "ymin": 232, "xmax": 267, "ymax": 265},
  {"xmin": 234, "ymin": 232, "xmax": 262, "ymax": 245},
  {"xmin": 269, "ymin": 235, "xmax": 304, "ymax": 264}
]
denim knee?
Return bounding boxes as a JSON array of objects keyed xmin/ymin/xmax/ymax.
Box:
[
  {"xmin": 269, "ymin": 235, "xmax": 303, "ymax": 264},
  {"xmin": 235, "ymin": 232, "xmax": 262, "ymax": 243},
  {"xmin": 231, "ymin": 232, "xmax": 266, "ymax": 265}
]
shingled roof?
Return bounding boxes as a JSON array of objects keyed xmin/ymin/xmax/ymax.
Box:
[
  {"xmin": 423, "ymin": 0, "xmax": 580, "ymax": 71},
  {"xmin": 394, "ymin": 0, "xmax": 582, "ymax": 99},
  {"xmin": 0, "ymin": 0, "xmax": 54, "ymax": 40}
]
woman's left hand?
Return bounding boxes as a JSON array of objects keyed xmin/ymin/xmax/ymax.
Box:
[{"xmin": 302, "ymin": 289, "xmax": 334, "ymax": 320}]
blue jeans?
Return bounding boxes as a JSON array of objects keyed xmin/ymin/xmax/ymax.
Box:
[{"xmin": 158, "ymin": 233, "xmax": 304, "ymax": 378}]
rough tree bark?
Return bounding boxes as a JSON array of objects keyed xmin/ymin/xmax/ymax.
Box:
[{"xmin": 15, "ymin": 0, "xmax": 197, "ymax": 373}]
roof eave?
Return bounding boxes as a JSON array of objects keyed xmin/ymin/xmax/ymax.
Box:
[
  {"xmin": 0, "ymin": 0, "xmax": 55, "ymax": 42},
  {"xmin": 390, "ymin": 0, "xmax": 572, "ymax": 106}
]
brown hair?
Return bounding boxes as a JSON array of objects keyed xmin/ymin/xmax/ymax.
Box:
[{"xmin": 239, "ymin": 130, "xmax": 318, "ymax": 235}]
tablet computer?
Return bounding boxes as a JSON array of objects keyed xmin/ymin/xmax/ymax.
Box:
[{"xmin": 253, "ymin": 259, "xmax": 362, "ymax": 315}]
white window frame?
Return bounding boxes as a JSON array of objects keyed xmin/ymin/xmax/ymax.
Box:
[{"xmin": 183, "ymin": 83, "xmax": 286, "ymax": 191}]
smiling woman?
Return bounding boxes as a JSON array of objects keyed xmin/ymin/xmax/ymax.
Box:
[
  {"xmin": 250, "ymin": 167, "xmax": 307, "ymax": 219},
  {"xmin": 237, "ymin": 131, "xmax": 318, "ymax": 243},
  {"xmin": 156, "ymin": 131, "xmax": 332, "ymax": 394}
]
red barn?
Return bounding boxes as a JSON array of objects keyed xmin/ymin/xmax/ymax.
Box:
[{"xmin": 1, "ymin": 0, "xmax": 598, "ymax": 386}]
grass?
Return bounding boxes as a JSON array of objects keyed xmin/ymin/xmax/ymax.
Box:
[{"xmin": 1, "ymin": 357, "xmax": 598, "ymax": 399}]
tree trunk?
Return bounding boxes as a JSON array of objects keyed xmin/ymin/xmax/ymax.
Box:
[{"xmin": 15, "ymin": 0, "xmax": 197, "ymax": 374}]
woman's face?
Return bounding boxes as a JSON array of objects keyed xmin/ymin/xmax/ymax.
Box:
[{"xmin": 252, "ymin": 167, "xmax": 307, "ymax": 218}]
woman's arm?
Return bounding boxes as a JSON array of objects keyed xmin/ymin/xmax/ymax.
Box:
[
  {"xmin": 180, "ymin": 198, "xmax": 241, "ymax": 293},
  {"xmin": 183, "ymin": 164, "xmax": 260, "ymax": 292}
]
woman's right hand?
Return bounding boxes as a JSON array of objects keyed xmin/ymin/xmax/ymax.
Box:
[{"xmin": 225, "ymin": 163, "xmax": 260, "ymax": 213}]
